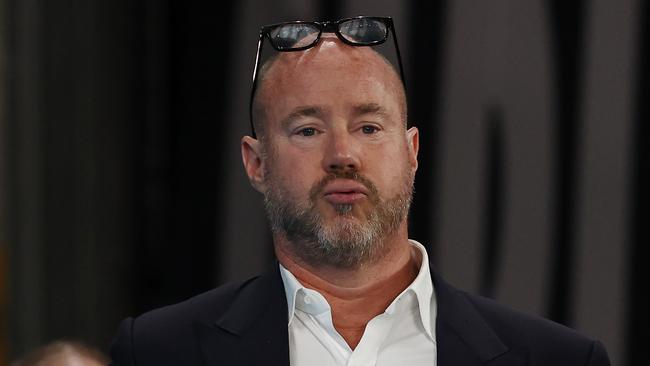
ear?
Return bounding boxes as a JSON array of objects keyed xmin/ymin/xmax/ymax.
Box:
[
  {"xmin": 406, "ymin": 126, "xmax": 419, "ymax": 171},
  {"xmin": 241, "ymin": 135, "xmax": 266, "ymax": 193}
]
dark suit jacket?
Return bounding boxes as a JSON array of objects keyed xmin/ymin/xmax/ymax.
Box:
[{"xmin": 110, "ymin": 266, "xmax": 611, "ymax": 365}]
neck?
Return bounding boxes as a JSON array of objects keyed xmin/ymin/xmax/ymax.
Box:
[{"xmin": 275, "ymin": 224, "xmax": 420, "ymax": 349}]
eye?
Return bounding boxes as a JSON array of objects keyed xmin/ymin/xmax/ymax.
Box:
[
  {"xmin": 361, "ymin": 125, "xmax": 379, "ymax": 134},
  {"xmin": 297, "ymin": 127, "xmax": 317, "ymax": 137}
]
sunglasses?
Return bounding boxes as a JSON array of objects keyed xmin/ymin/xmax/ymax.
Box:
[{"xmin": 249, "ymin": 16, "xmax": 406, "ymax": 138}]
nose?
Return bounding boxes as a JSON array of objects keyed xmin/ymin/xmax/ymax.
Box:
[{"xmin": 322, "ymin": 128, "xmax": 362, "ymax": 173}]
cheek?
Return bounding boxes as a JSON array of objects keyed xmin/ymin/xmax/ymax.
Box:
[
  {"xmin": 366, "ymin": 143, "xmax": 412, "ymax": 194},
  {"xmin": 266, "ymin": 147, "xmax": 321, "ymax": 198}
]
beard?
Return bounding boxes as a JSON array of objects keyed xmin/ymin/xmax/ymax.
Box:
[{"xmin": 263, "ymin": 165, "xmax": 414, "ymax": 268}]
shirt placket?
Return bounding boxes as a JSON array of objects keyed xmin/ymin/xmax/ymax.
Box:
[{"xmin": 346, "ymin": 310, "xmax": 398, "ymax": 366}]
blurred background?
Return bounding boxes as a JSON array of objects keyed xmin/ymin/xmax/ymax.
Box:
[{"xmin": 0, "ymin": 0, "xmax": 647, "ymax": 365}]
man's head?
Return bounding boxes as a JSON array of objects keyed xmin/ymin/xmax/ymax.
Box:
[
  {"xmin": 11, "ymin": 341, "xmax": 109, "ymax": 366},
  {"xmin": 242, "ymin": 36, "xmax": 419, "ymax": 269},
  {"xmin": 251, "ymin": 39, "xmax": 408, "ymax": 139}
]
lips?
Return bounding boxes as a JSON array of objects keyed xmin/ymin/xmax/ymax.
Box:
[{"xmin": 322, "ymin": 179, "xmax": 369, "ymax": 205}]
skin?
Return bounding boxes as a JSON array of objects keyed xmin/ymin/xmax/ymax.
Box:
[
  {"xmin": 12, "ymin": 344, "xmax": 107, "ymax": 366},
  {"xmin": 38, "ymin": 353, "xmax": 105, "ymax": 366},
  {"xmin": 241, "ymin": 35, "xmax": 420, "ymax": 349}
]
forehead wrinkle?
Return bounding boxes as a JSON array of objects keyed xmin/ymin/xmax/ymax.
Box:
[{"xmin": 262, "ymin": 38, "xmax": 396, "ymax": 93}]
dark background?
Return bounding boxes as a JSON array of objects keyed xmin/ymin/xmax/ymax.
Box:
[{"xmin": 1, "ymin": 0, "xmax": 647, "ymax": 365}]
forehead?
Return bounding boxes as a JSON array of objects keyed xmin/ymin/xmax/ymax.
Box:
[
  {"xmin": 256, "ymin": 38, "xmax": 404, "ymax": 123},
  {"xmin": 276, "ymin": 37, "xmax": 388, "ymax": 70}
]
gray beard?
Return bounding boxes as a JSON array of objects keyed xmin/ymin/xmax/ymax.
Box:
[{"xmin": 263, "ymin": 170, "xmax": 414, "ymax": 268}]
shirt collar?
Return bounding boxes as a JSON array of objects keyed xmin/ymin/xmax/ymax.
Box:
[
  {"xmin": 279, "ymin": 264, "xmax": 328, "ymax": 325},
  {"xmin": 403, "ymin": 239, "xmax": 436, "ymax": 340},
  {"xmin": 279, "ymin": 239, "xmax": 436, "ymax": 340}
]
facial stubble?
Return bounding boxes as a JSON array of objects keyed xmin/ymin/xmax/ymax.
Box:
[{"xmin": 263, "ymin": 156, "xmax": 414, "ymax": 269}]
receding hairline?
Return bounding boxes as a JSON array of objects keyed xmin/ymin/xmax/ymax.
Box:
[{"xmin": 251, "ymin": 42, "xmax": 407, "ymax": 138}]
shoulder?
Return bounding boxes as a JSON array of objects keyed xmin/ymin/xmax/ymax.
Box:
[
  {"xmin": 109, "ymin": 275, "xmax": 267, "ymax": 365},
  {"xmin": 462, "ymin": 290, "xmax": 590, "ymax": 343},
  {"xmin": 135, "ymin": 277, "xmax": 253, "ymax": 329},
  {"xmin": 458, "ymin": 290, "xmax": 609, "ymax": 364}
]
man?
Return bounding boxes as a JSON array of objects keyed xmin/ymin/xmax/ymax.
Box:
[{"xmin": 110, "ymin": 17, "xmax": 610, "ymax": 365}]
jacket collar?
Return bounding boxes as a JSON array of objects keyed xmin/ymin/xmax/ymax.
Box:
[
  {"xmin": 197, "ymin": 263, "xmax": 524, "ymax": 365},
  {"xmin": 195, "ymin": 267, "xmax": 290, "ymax": 365},
  {"xmin": 432, "ymin": 269, "xmax": 525, "ymax": 365}
]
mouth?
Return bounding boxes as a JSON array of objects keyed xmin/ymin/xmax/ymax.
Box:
[{"xmin": 322, "ymin": 179, "xmax": 369, "ymax": 205}]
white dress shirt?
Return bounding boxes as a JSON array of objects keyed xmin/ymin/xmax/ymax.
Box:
[{"xmin": 279, "ymin": 239, "xmax": 437, "ymax": 366}]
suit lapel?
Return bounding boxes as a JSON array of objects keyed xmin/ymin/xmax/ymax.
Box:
[
  {"xmin": 193, "ymin": 262, "xmax": 527, "ymax": 365},
  {"xmin": 195, "ymin": 267, "xmax": 290, "ymax": 366},
  {"xmin": 432, "ymin": 268, "xmax": 526, "ymax": 365}
]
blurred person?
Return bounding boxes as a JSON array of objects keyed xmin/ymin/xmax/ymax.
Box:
[
  {"xmin": 110, "ymin": 17, "xmax": 610, "ymax": 365},
  {"xmin": 11, "ymin": 340, "xmax": 108, "ymax": 366}
]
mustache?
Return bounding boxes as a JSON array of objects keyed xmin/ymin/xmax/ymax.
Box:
[{"xmin": 309, "ymin": 170, "xmax": 380, "ymax": 204}]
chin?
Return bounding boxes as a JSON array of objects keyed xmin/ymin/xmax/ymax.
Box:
[
  {"xmin": 326, "ymin": 205, "xmax": 370, "ymax": 222},
  {"xmin": 324, "ymin": 199, "xmax": 372, "ymax": 214}
]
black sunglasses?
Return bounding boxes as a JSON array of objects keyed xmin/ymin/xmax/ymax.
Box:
[{"xmin": 249, "ymin": 16, "xmax": 406, "ymax": 138}]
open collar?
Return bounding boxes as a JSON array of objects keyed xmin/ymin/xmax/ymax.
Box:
[
  {"xmin": 197, "ymin": 260, "xmax": 524, "ymax": 365},
  {"xmin": 278, "ymin": 239, "xmax": 436, "ymax": 340}
]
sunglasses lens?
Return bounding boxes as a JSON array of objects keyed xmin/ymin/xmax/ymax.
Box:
[
  {"xmin": 268, "ymin": 23, "xmax": 320, "ymax": 50},
  {"xmin": 339, "ymin": 18, "xmax": 387, "ymax": 44}
]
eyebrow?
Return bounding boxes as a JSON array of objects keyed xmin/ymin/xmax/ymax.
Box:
[
  {"xmin": 352, "ymin": 103, "xmax": 391, "ymax": 119},
  {"xmin": 279, "ymin": 103, "xmax": 391, "ymax": 129},
  {"xmin": 280, "ymin": 106, "xmax": 325, "ymax": 128}
]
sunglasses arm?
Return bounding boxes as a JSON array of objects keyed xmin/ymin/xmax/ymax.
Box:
[
  {"xmin": 249, "ymin": 32, "xmax": 265, "ymax": 138},
  {"xmin": 390, "ymin": 26, "xmax": 406, "ymax": 89},
  {"xmin": 252, "ymin": 32, "xmax": 265, "ymax": 82}
]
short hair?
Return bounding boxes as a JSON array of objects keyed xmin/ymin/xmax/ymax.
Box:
[
  {"xmin": 251, "ymin": 53, "xmax": 281, "ymax": 139},
  {"xmin": 251, "ymin": 47, "xmax": 407, "ymax": 140},
  {"xmin": 11, "ymin": 340, "xmax": 109, "ymax": 366}
]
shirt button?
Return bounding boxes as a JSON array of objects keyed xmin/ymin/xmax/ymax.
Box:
[{"xmin": 303, "ymin": 295, "xmax": 312, "ymax": 304}]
